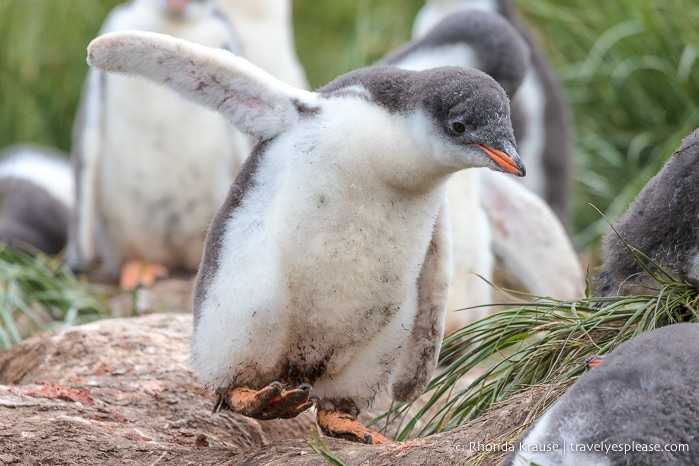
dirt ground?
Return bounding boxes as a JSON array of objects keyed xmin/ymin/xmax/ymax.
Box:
[{"xmin": 0, "ymin": 284, "xmax": 547, "ymax": 466}]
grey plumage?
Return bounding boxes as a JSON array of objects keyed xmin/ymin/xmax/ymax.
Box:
[
  {"xmin": 505, "ymin": 323, "xmax": 699, "ymax": 466},
  {"xmin": 596, "ymin": 129, "xmax": 699, "ymax": 297},
  {"xmin": 383, "ymin": 10, "xmax": 530, "ymax": 97}
]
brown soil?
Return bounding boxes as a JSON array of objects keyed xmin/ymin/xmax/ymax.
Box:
[{"xmin": 0, "ymin": 311, "xmax": 546, "ymax": 466}]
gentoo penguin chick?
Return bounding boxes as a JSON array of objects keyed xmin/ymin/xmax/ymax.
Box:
[
  {"xmin": 67, "ymin": 0, "xmax": 247, "ymax": 289},
  {"xmin": 217, "ymin": 0, "xmax": 309, "ymax": 88},
  {"xmin": 414, "ymin": 0, "xmax": 574, "ymax": 225},
  {"xmin": 0, "ymin": 145, "xmax": 73, "ymax": 255},
  {"xmin": 504, "ymin": 323, "xmax": 699, "ymax": 466},
  {"xmin": 86, "ymin": 30, "xmax": 525, "ymax": 443},
  {"xmin": 383, "ymin": 11, "xmax": 583, "ymax": 333},
  {"xmin": 596, "ymin": 129, "xmax": 699, "ymax": 297}
]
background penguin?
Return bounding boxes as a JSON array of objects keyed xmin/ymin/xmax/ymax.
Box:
[
  {"xmin": 504, "ymin": 323, "xmax": 699, "ymax": 466},
  {"xmin": 86, "ymin": 30, "xmax": 525, "ymax": 443},
  {"xmin": 414, "ymin": 0, "xmax": 574, "ymax": 225},
  {"xmin": 595, "ymin": 128, "xmax": 699, "ymax": 297},
  {"xmin": 67, "ymin": 0, "xmax": 248, "ymax": 289},
  {"xmin": 217, "ymin": 0, "xmax": 309, "ymax": 88},
  {"xmin": 382, "ymin": 11, "xmax": 583, "ymax": 334},
  {"xmin": 0, "ymin": 145, "xmax": 73, "ymax": 255}
]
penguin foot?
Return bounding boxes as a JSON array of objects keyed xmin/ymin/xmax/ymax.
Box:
[
  {"xmin": 585, "ymin": 355, "xmax": 604, "ymax": 370},
  {"xmin": 316, "ymin": 408, "xmax": 389, "ymax": 445},
  {"xmin": 119, "ymin": 260, "xmax": 169, "ymax": 290},
  {"xmin": 220, "ymin": 382, "xmax": 314, "ymax": 420}
]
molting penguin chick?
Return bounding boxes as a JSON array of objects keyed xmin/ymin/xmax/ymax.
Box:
[
  {"xmin": 596, "ymin": 129, "xmax": 699, "ymax": 297},
  {"xmin": 414, "ymin": 0, "xmax": 574, "ymax": 225},
  {"xmin": 68, "ymin": 0, "xmax": 247, "ymax": 289},
  {"xmin": 0, "ymin": 145, "xmax": 73, "ymax": 255},
  {"xmin": 504, "ymin": 323, "xmax": 699, "ymax": 466},
  {"xmin": 382, "ymin": 10, "xmax": 583, "ymax": 333},
  {"xmin": 86, "ymin": 30, "xmax": 524, "ymax": 444}
]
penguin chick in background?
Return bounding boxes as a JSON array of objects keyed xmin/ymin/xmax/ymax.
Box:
[
  {"xmin": 382, "ymin": 11, "xmax": 583, "ymax": 334},
  {"xmin": 217, "ymin": 0, "xmax": 309, "ymax": 89},
  {"xmin": 504, "ymin": 323, "xmax": 699, "ymax": 466},
  {"xmin": 595, "ymin": 129, "xmax": 699, "ymax": 297},
  {"xmin": 68, "ymin": 0, "xmax": 248, "ymax": 289},
  {"xmin": 87, "ymin": 30, "xmax": 525, "ymax": 443},
  {"xmin": 414, "ymin": 0, "xmax": 574, "ymax": 226},
  {"xmin": 0, "ymin": 145, "xmax": 73, "ymax": 256}
]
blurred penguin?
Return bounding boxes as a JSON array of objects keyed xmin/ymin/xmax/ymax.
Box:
[
  {"xmin": 217, "ymin": 0, "xmax": 308, "ymax": 88},
  {"xmin": 0, "ymin": 145, "xmax": 73, "ymax": 256},
  {"xmin": 68, "ymin": 0, "xmax": 249, "ymax": 289}
]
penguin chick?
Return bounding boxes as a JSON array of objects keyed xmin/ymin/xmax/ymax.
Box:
[
  {"xmin": 68, "ymin": 0, "xmax": 247, "ymax": 288},
  {"xmin": 414, "ymin": 0, "xmax": 574, "ymax": 225},
  {"xmin": 86, "ymin": 30, "xmax": 525, "ymax": 443},
  {"xmin": 504, "ymin": 323, "xmax": 699, "ymax": 466},
  {"xmin": 382, "ymin": 11, "xmax": 583, "ymax": 333},
  {"xmin": 596, "ymin": 129, "xmax": 699, "ymax": 297},
  {"xmin": 217, "ymin": 0, "xmax": 309, "ymax": 89},
  {"xmin": 0, "ymin": 145, "xmax": 73, "ymax": 255}
]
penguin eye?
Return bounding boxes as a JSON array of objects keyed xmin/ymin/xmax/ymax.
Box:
[{"xmin": 451, "ymin": 121, "xmax": 466, "ymax": 134}]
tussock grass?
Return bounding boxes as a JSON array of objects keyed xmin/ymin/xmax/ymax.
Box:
[
  {"xmin": 0, "ymin": 246, "xmax": 108, "ymax": 349},
  {"xmin": 375, "ymin": 276, "xmax": 698, "ymax": 441},
  {"xmin": 519, "ymin": 0, "xmax": 699, "ymax": 245}
]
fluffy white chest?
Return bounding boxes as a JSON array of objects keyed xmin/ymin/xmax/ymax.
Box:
[{"xmin": 193, "ymin": 100, "xmax": 447, "ymax": 390}]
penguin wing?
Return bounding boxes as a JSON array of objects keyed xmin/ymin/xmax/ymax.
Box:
[
  {"xmin": 86, "ymin": 30, "xmax": 318, "ymax": 142},
  {"xmin": 389, "ymin": 201, "xmax": 452, "ymax": 402},
  {"xmin": 67, "ymin": 68, "xmax": 105, "ymax": 269},
  {"xmin": 478, "ymin": 170, "xmax": 584, "ymax": 300}
]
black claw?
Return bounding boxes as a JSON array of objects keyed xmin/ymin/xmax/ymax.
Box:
[
  {"xmin": 364, "ymin": 434, "xmax": 373, "ymax": 444},
  {"xmin": 298, "ymin": 383, "xmax": 312, "ymax": 391},
  {"xmin": 270, "ymin": 381, "xmax": 283, "ymax": 389}
]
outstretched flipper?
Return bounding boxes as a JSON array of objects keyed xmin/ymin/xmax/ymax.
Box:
[
  {"xmin": 215, "ymin": 382, "xmax": 314, "ymax": 421},
  {"xmin": 86, "ymin": 30, "xmax": 318, "ymax": 142},
  {"xmin": 479, "ymin": 170, "xmax": 584, "ymax": 300}
]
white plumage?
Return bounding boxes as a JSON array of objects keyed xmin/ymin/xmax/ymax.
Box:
[{"xmin": 217, "ymin": 0, "xmax": 309, "ymax": 89}]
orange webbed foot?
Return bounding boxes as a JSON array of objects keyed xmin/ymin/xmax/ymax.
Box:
[
  {"xmin": 218, "ymin": 382, "xmax": 314, "ymax": 420},
  {"xmin": 317, "ymin": 408, "xmax": 390, "ymax": 445},
  {"xmin": 119, "ymin": 260, "xmax": 169, "ymax": 290},
  {"xmin": 585, "ymin": 355, "xmax": 605, "ymax": 370}
]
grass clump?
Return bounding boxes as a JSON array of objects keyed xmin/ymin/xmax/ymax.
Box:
[
  {"xmin": 375, "ymin": 275, "xmax": 698, "ymax": 441},
  {"xmin": 0, "ymin": 246, "xmax": 108, "ymax": 349}
]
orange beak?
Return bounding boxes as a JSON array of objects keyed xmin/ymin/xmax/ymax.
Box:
[
  {"xmin": 475, "ymin": 143, "xmax": 526, "ymax": 177},
  {"xmin": 167, "ymin": 0, "xmax": 191, "ymax": 13}
]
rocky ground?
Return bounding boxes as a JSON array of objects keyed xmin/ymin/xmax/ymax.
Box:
[{"xmin": 0, "ymin": 281, "xmax": 546, "ymax": 466}]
